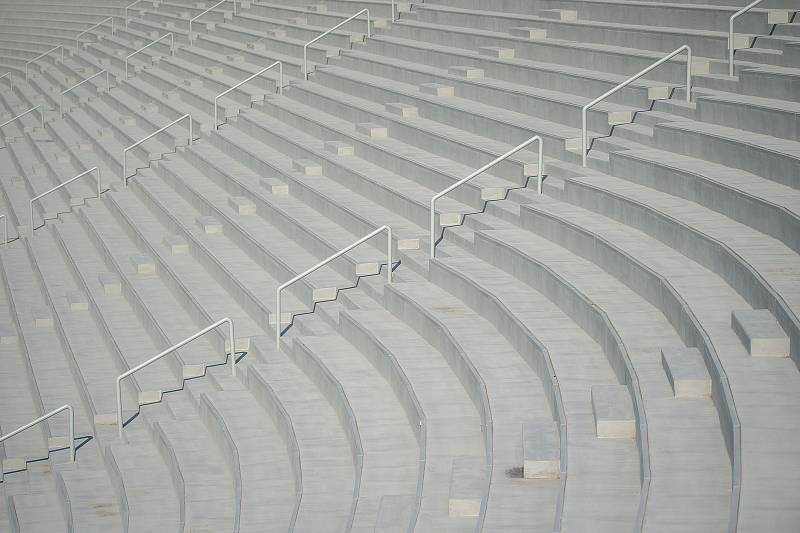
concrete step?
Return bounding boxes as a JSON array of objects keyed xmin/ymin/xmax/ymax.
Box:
[{"xmin": 732, "ymin": 309, "xmax": 791, "ymax": 358}]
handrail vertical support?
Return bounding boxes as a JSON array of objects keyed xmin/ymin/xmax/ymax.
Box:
[
  {"xmin": 30, "ymin": 167, "xmax": 101, "ymax": 234},
  {"xmin": 581, "ymin": 45, "xmax": 692, "ymax": 167},
  {"xmin": 116, "ymin": 318, "xmax": 236, "ymax": 437},
  {"xmin": 189, "ymin": 0, "xmax": 235, "ymax": 46},
  {"xmin": 276, "ymin": 225, "xmax": 392, "ymax": 348},
  {"xmin": 0, "ymin": 405, "xmax": 75, "ymax": 462},
  {"xmin": 303, "ymin": 9, "xmax": 371, "ymax": 80},
  {"xmin": 0, "ymin": 72, "xmax": 12, "ymax": 93},
  {"xmin": 0, "ymin": 214, "xmax": 7, "ymax": 248},
  {"xmin": 430, "ymin": 136, "xmax": 542, "ymax": 258},
  {"xmin": 25, "ymin": 45, "xmax": 64, "ymax": 81},
  {"xmin": 729, "ymin": 0, "xmax": 764, "ymax": 77}
]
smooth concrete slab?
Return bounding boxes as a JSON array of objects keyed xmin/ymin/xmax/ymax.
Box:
[
  {"xmin": 591, "ymin": 385, "xmax": 635, "ymax": 439},
  {"xmin": 374, "ymin": 494, "xmax": 415, "ymax": 533},
  {"xmin": 732, "ymin": 309, "xmax": 790, "ymax": 357},
  {"xmin": 448, "ymin": 456, "xmax": 483, "ymax": 517},
  {"xmin": 661, "ymin": 347, "xmax": 711, "ymax": 398},
  {"xmin": 523, "ymin": 421, "xmax": 560, "ymax": 479}
]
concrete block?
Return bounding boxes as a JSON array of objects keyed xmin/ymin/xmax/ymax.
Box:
[
  {"xmin": 205, "ymin": 66, "xmax": 223, "ymax": 76},
  {"xmin": 307, "ymin": 3, "xmax": 326, "ymax": 12},
  {"xmin": 66, "ymin": 291, "xmax": 88, "ymax": 311},
  {"xmin": 94, "ymin": 413, "xmax": 117, "ymax": 426},
  {"xmin": 162, "ymin": 90, "xmax": 180, "ymax": 101},
  {"xmin": 479, "ymin": 46, "xmax": 515, "ymax": 59},
  {"xmin": 56, "ymin": 151, "xmax": 70, "ymax": 163},
  {"xmin": 732, "ymin": 309, "xmax": 789, "ymax": 358},
  {"xmin": 224, "ymin": 336, "xmax": 250, "ymax": 354},
  {"xmin": 448, "ymin": 66, "xmax": 484, "ymax": 79},
  {"xmin": 183, "ymin": 364, "xmax": 205, "ymax": 379},
  {"xmin": 119, "ymin": 115, "xmax": 136, "ymax": 127},
  {"xmin": 138, "ymin": 390, "xmax": 162, "ymax": 405},
  {"xmin": 260, "ymin": 178, "xmax": 289, "ymax": 195},
  {"xmin": 226, "ymin": 54, "xmax": 245, "ymax": 63},
  {"xmin": 324, "ymin": 141, "xmax": 354, "ymax": 156},
  {"xmin": 33, "ymin": 308, "xmax": 53, "ymax": 329},
  {"xmin": 164, "ymin": 234, "xmax": 189, "ymax": 254},
  {"xmin": 661, "ymin": 347, "xmax": 711, "ymax": 398},
  {"xmin": 10, "ymin": 175, "xmax": 24, "ymax": 187},
  {"xmin": 197, "ymin": 215, "xmax": 223, "ymax": 234},
  {"xmin": 419, "ymin": 83, "xmax": 454, "ymax": 97},
  {"xmin": 356, "ymin": 122, "xmax": 387, "ymax": 138},
  {"xmin": 591, "ymin": 385, "xmax": 635, "ymax": 438},
  {"xmin": 385, "ymin": 102, "xmax": 418, "ymax": 118},
  {"xmin": 287, "ymin": 16, "xmax": 307, "ymax": 25},
  {"xmin": 523, "ymin": 421, "xmax": 560, "ymax": 479},
  {"xmin": 293, "ymin": 159, "xmax": 323, "ymax": 176},
  {"xmin": 508, "ymin": 27, "xmax": 547, "ymax": 40},
  {"xmin": 228, "ymin": 196, "xmax": 256, "ymax": 215},
  {"xmin": 448, "ymin": 456, "xmax": 483, "ymax": 517},
  {"xmin": 78, "ymin": 140, "xmax": 93, "ymax": 151},
  {"xmin": 440, "ymin": 212, "xmax": 462, "ymax": 227},
  {"xmin": 647, "ymin": 86, "xmax": 670, "ymax": 100},
  {"xmin": 48, "ymin": 436, "xmax": 69, "ymax": 451},
  {"xmin": 267, "ymin": 312, "xmax": 292, "ymax": 326},
  {"xmin": 247, "ymin": 40, "xmax": 267, "ymax": 50},
  {"xmin": 130, "ymin": 254, "xmax": 156, "ymax": 274},
  {"xmin": 312, "ymin": 286, "xmax": 337, "ymax": 302},
  {"xmin": 99, "ymin": 272, "xmax": 122, "ymax": 295},
  {"xmin": 355, "ymin": 262, "xmax": 380, "ymax": 276},
  {"xmin": 397, "ymin": 238, "xmax": 420, "ymax": 250},
  {"xmin": 2, "ymin": 458, "xmax": 26, "ymax": 474},
  {"xmin": 0, "ymin": 323, "xmax": 18, "ymax": 344},
  {"xmin": 97, "ymin": 127, "xmax": 113, "ymax": 138},
  {"xmin": 184, "ymin": 78, "xmax": 203, "ymax": 88},
  {"xmin": 140, "ymin": 102, "xmax": 158, "ymax": 114},
  {"xmin": 767, "ymin": 10, "xmax": 790, "ymax": 24},
  {"xmin": 539, "ymin": 8, "xmax": 577, "ymax": 21},
  {"xmin": 32, "ymin": 163, "xmax": 47, "ymax": 177}
]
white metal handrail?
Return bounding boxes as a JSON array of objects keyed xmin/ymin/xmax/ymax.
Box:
[
  {"xmin": 581, "ymin": 45, "xmax": 692, "ymax": 167},
  {"xmin": 0, "ymin": 214, "xmax": 7, "ymax": 248},
  {"xmin": 0, "ymin": 72, "xmax": 11, "ymax": 92},
  {"xmin": 189, "ymin": 0, "xmax": 236, "ymax": 46},
  {"xmin": 124, "ymin": 114, "xmax": 192, "ymax": 184},
  {"xmin": 125, "ymin": 0, "xmax": 148, "ymax": 27},
  {"xmin": 276, "ymin": 225, "xmax": 392, "ymax": 347},
  {"xmin": 30, "ymin": 167, "xmax": 101, "ymax": 233},
  {"xmin": 391, "ymin": 0, "xmax": 396, "ymax": 22},
  {"xmin": 0, "ymin": 106, "xmax": 44, "ymax": 131},
  {"xmin": 303, "ymin": 9, "xmax": 371, "ymax": 79},
  {"xmin": 729, "ymin": 0, "xmax": 764, "ymax": 76},
  {"xmin": 214, "ymin": 60, "xmax": 282, "ymax": 129},
  {"xmin": 25, "ymin": 45, "xmax": 64, "ymax": 81},
  {"xmin": 0, "ymin": 405, "xmax": 75, "ymax": 462},
  {"xmin": 116, "ymin": 318, "xmax": 236, "ymax": 437},
  {"xmin": 125, "ymin": 33, "xmax": 174, "ymax": 79},
  {"xmin": 60, "ymin": 70, "xmax": 111, "ymax": 116},
  {"xmin": 430, "ymin": 136, "xmax": 543, "ymax": 258},
  {"xmin": 76, "ymin": 16, "xmax": 116, "ymax": 50}
]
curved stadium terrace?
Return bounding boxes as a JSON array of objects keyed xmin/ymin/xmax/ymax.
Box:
[{"xmin": 0, "ymin": 0, "xmax": 798, "ymax": 531}]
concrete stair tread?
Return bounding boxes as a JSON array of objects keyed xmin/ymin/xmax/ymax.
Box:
[{"xmin": 57, "ymin": 462, "xmax": 124, "ymax": 533}]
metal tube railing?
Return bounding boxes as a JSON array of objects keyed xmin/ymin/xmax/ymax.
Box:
[
  {"xmin": 125, "ymin": 0, "xmax": 148, "ymax": 27},
  {"xmin": 76, "ymin": 16, "xmax": 116, "ymax": 50},
  {"xmin": 391, "ymin": 0, "xmax": 396, "ymax": 22},
  {"xmin": 729, "ymin": 0, "xmax": 764, "ymax": 77},
  {"xmin": 0, "ymin": 214, "xmax": 6, "ymax": 248},
  {"xmin": 0, "ymin": 405, "xmax": 75, "ymax": 462},
  {"xmin": 214, "ymin": 60, "xmax": 282, "ymax": 129},
  {"xmin": 116, "ymin": 318, "xmax": 236, "ymax": 437},
  {"xmin": 303, "ymin": 9, "xmax": 371, "ymax": 80},
  {"xmin": 125, "ymin": 33, "xmax": 174, "ymax": 79},
  {"xmin": 25, "ymin": 45, "xmax": 64, "ymax": 81},
  {"xmin": 124, "ymin": 114, "xmax": 192, "ymax": 185},
  {"xmin": 581, "ymin": 45, "xmax": 692, "ymax": 167},
  {"xmin": 430, "ymin": 136, "xmax": 542, "ymax": 258},
  {"xmin": 60, "ymin": 70, "xmax": 110, "ymax": 116},
  {"xmin": 189, "ymin": 0, "xmax": 236, "ymax": 46},
  {"xmin": 30, "ymin": 167, "xmax": 101, "ymax": 233},
  {"xmin": 0, "ymin": 72, "xmax": 11, "ymax": 93},
  {"xmin": 0, "ymin": 106, "xmax": 44, "ymax": 131},
  {"xmin": 276, "ymin": 225, "xmax": 392, "ymax": 347}
]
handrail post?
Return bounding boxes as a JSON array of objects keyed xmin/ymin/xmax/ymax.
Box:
[
  {"xmin": 303, "ymin": 9, "xmax": 371, "ymax": 80},
  {"xmin": 214, "ymin": 61, "xmax": 282, "ymax": 129},
  {"xmin": 0, "ymin": 405, "xmax": 75, "ymax": 462},
  {"xmin": 76, "ymin": 16, "xmax": 115, "ymax": 50},
  {"xmin": 30, "ymin": 167, "xmax": 101, "ymax": 234},
  {"xmin": 581, "ymin": 45, "xmax": 692, "ymax": 167},
  {"xmin": 276, "ymin": 225, "xmax": 392, "ymax": 348},
  {"xmin": 124, "ymin": 114, "xmax": 192, "ymax": 186},
  {"xmin": 729, "ymin": 0, "xmax": 764, "ymax": 77},
  {"xmin": 430, "ymin": 136, "xmax": 542, "ymax": 258},
  {"xmin": 0, "ymin": 72, "xmax": 11, "ymax": 93},
  {"xmin": 25, "ymin": 45, "xmax": 63, "ymax": 81},
  {"xmin": 189, "ymin": 0, "xmax": 234, "ymax": 47},
  {"xmin": 116, "ymin": 318, "xmax": 236, "ymax": 437}
]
